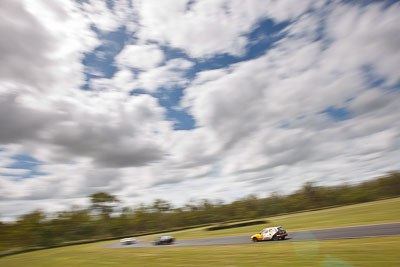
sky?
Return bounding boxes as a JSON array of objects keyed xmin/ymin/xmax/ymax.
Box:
[{"xmin": 0, "ymin": 0, "xmax": 399, "ymax": 221}]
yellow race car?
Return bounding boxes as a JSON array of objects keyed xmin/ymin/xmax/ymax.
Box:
[{"xmin": 251, "ymin": 226, "xmax": 287, "ymax": 242}]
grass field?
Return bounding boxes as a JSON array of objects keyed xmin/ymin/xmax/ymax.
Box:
[
  {"xmin": 141, "ymin": 197, "xmax": 400, "ymax": 241},
  {"xmin": 1, "ymin": 236, "xmax": 400, "ymax": 266}
]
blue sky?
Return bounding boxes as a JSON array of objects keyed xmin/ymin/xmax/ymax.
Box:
[
  {"xmin": 4, "ymin": 155, "xmax": 45, "ymax": 179},
  {"xmin": 0, "ymin": 0, "xmax": 399, "ymax": 220}
]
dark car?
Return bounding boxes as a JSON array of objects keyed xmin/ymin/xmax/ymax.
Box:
[{"xmin": 154, "ymin": 235, "xmax": 175, "ymax": 245}]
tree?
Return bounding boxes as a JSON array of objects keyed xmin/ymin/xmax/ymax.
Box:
[
  {"xmin": 15, "ymin": 210, "xmax": 47, "ymax": 247},
  {"xmin": 90, "ymin": 192, "xmax": 120, "ymax": 218},
  {"xmin": 300, "ymin": 181, "xmax": 321, "ymax": 208},
  {"xmin": 152, "ymin": 199, "xmax": 172, "ymax": 213}
]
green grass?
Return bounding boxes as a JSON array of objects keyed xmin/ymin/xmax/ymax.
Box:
[
  {"xmin": 142, "ymin": 197, "xmax": 400, "ymax": 240},
  {"xmin": 1, "ymin": 236, "xmax": 400, "ymax": 266}
]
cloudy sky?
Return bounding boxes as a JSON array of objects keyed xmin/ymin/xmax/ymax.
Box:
[{"xmin": 0, "ymin": 0, "xmax": 399, "ymax": 220}]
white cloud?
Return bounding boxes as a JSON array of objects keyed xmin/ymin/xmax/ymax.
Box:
[
  {"xmin": 115, "ymin": 44, "xmax": 165, "ymax": 70},
  {"xmin": 89, "ymin": 68, "xmax": 136, "ymax": 92},
  {"xmin": 135, "ymin": 58, "xmax": 194, "ymax": 92},
  {"xmin": 91, "ymin": 58, "xmax": 194, "ymax": 93},
  {"xmin": 349, "ymin": 89, "xmax": 393, "ymax": 115},
  {"xmin": 134, "ymin": 0, "xmax": 316, "ymax": 58},
  {"xmin": 82, "ymin": 0, "xmax": 137, "ymax": 32},
  {"xmin": 324, "ymin": 2, "xmax": 400, "ymax": 86}
]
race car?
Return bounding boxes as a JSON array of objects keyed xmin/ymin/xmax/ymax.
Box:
[
  {"xmin": 120, "ymin": 237, "xmax": 136, "ymax": 245},
  {"xmin": 251, "ymin": 226, "xmax": 287, "ymax": 242},
  {"xmin": 153, "ymin": 235, "xmax": 175, "ymax": 245}
]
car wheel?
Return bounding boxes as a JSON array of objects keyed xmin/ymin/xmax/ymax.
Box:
[
  {"xmin": 272, "ymin": 235, "xmax": 279, "ymax": 241},
  {"xmin": 252, "ymin": 237, "xmax": 258, "ymax": 242}
]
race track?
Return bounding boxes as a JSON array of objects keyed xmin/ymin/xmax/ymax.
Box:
[{"xmin": 105, "ymin": 222, "xmax": 400, "ymax": 248}]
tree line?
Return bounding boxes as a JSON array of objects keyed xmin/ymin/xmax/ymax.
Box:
[{"xmin": 1, "ymin": 171, "xmax": 399, "ymax": 254}]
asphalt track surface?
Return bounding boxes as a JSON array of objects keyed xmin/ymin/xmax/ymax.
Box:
[{"xmin": 105, "ymin": 222, "xmax": 400, "ymax": 248}]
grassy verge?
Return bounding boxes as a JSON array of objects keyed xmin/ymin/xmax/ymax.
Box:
[
  {"xmin": 1, "ymin": 236, "xmax": 400, "ymax": 266},
  {"xmin": 142, "ymin": 197, "xmax": 400, "ymax": 240}
]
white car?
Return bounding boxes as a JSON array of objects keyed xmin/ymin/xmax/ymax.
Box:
[{"xmin": 120, "ymin": 237, "xmax": 136, "ymax": 245}]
